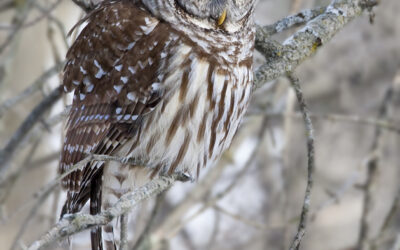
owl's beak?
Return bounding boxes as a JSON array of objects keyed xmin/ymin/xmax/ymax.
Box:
[{"xmin": 217, "ymin": 8, "xmax": 227, "ymax": 26}]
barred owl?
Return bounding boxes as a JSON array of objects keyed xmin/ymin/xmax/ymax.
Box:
[{"xmin": 60, "ymin": 0, "xmax": 256, "ymax": 249}]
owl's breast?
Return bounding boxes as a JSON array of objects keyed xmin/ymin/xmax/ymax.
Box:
[{"xmin": 123, "ymin": 42, "xmax": 253, "ymax": 178}]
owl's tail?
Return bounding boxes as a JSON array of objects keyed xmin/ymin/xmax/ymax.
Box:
[
  {"xmin": 102, "ymin": 222, "xmax": 118, "ymax": 250},
  {"xmin": 91, "ymin": 222, "xmax": 118, "ymax": 250},
  {"xmin": 90, "ymin": 168, "xmax": 109, "ymax": 250}
]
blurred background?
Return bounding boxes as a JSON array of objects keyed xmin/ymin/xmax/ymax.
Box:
[{"xmin": 0, "ymin": 0, "xmax": 399, "ymax": 249}]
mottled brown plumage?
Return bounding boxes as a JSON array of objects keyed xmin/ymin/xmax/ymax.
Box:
[{"xmin": 60, "ymin": 0, "xmax": 256, "ymax": 249}]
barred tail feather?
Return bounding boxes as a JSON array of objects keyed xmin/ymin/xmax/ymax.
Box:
[
  {"xmin": 103, "ymin": 223, "xmax": 117, "ymax": 250},
  {"xmin": 90, "ymin": 169, "xmax": 104, "ymax": 250}
]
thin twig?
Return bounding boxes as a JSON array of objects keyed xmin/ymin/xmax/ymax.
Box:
[
  {"xmin": 287, "ymin": 74, "xmax": 315, "ymax": 250},
  {"xmin": 357, "ymin": 83, "xmax": 396, "ymax": 249},
  {"xmin": 257, "ymin": 6, "xmax": 326, "ymax": 37}
]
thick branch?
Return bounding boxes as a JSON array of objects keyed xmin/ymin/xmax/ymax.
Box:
[{"xmin": 254, "ymin": 0, "xmax": 378, "ymax": 88}]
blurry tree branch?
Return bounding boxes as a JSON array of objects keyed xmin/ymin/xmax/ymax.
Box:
[
  {"xmin": 0, "ymin": 0, "xmax": 14, "ymax": 13},
  {"xmin": 0, "ymin": 0, "xmax": 63, "ymax": 31},
  {"xmin": 357, "ymin": 74, "xmax": 397, "ymax": 249},
  {"xmin": 371, "ymin": 187, "xmax": 400, "ymax": 249},
  {"xmin": 0, "ymin": 0, "xmax": 35, "ymax": 55}
]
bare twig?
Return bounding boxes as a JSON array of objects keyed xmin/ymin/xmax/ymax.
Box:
[
  {"xmin": 257, "ymin": 6, "xmax": 326, "ymax": 37},
  {"xmin": 28, "ymin": 174, "xmax": 182, "ymax": 250},
  {"xmin": 357, "ymin": 82, "xmax": 396, "ymax": 249},
  {"xmin": 287, "ymin": 74, "xmax": 315, "ymax": 250}
]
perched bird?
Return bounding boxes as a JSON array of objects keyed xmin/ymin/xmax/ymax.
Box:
[{"xmin": 59, "ymin": 0, "xmax": 256, "ymax": 249}]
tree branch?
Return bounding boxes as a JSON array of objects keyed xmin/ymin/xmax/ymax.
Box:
[
  {"xmin": 254, "ymin": 0, "xmax": 378, "ymax": 88},
  {"xmin": 27, "ymin": 174, "xmax": 182, "ymax": 250},
  {"xmin": 287, "ymin": 74, "xmax": 315, "ymax": 250},
  {"xmin": 257, "ymin": 6, "xmax": 326, "ymax": 37}
]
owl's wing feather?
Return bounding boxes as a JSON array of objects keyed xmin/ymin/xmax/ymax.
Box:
[{"xmin": 60, "ymin": 0, "xmax": 174, "ymax": 216}]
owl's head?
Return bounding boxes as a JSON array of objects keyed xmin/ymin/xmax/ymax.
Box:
[{"xmin": 142, "ymin": 0, "xmax": 257, "ymax": 32}]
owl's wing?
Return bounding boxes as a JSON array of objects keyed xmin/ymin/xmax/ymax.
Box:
[{"xmin": 59, "ymin": 1, "xmax": 176, "ymax": 215}]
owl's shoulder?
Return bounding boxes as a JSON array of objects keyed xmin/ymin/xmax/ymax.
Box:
[{"xmin": 63, "ymin": 1, "xmax": 175, "ymax": 103}]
